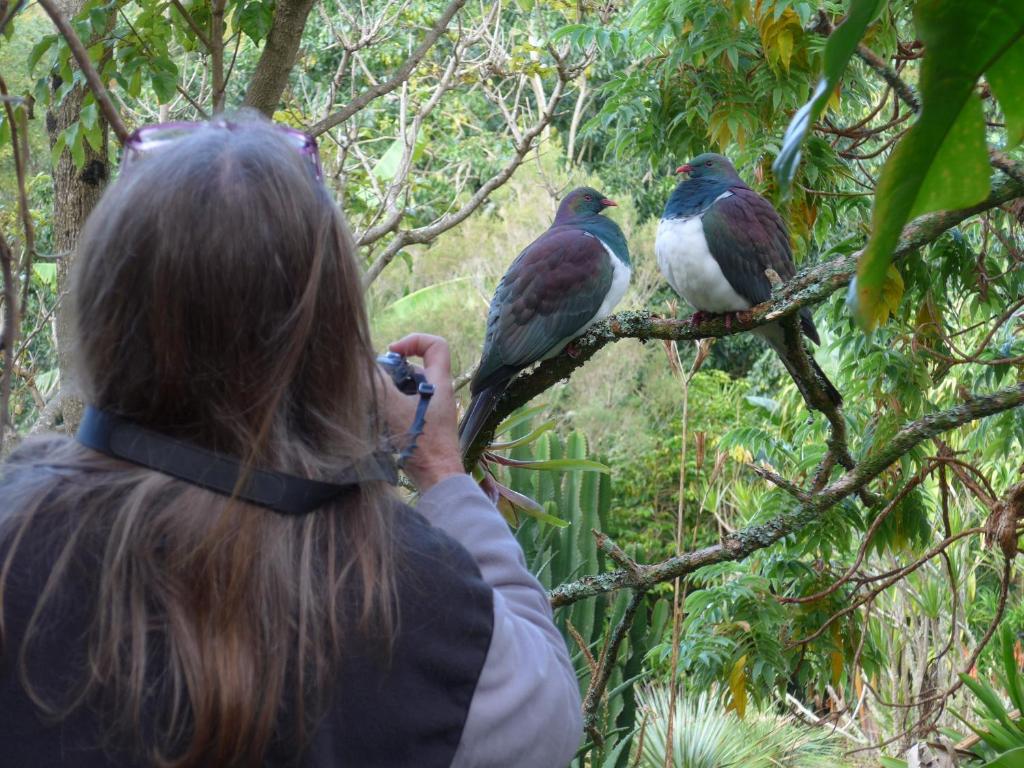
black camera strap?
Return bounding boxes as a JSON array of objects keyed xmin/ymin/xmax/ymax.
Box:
[
  {"xmin": 396, "ymin": 378, "xmax": 434, "ymax": 468},
  {"xmin": 76, "ymin": 406, "xmax": 398, "ymax": 516}
]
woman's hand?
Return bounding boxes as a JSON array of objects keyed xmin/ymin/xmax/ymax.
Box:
[{"xmin": 380, "ymin": 334, "xmax": 465, "ymax": 492}]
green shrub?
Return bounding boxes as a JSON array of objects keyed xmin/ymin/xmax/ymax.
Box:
[{"xmin": 634, "ymin": 685, "xmax": 851, "ymax": 768}]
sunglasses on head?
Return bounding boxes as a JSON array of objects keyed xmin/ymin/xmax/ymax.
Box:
[{"xmin": 122, "ymin": 119, "xmax": 323, "ymax": 181}]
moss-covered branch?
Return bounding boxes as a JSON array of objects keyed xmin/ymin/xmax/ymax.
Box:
[{"xmin": 549, "ymin": 382, "xmax": 1024, "ymax": 607}]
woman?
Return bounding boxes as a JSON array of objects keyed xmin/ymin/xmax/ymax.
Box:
[{"xmin": 0, "ymin": 117, "xmax": 581, "ymax": 767}]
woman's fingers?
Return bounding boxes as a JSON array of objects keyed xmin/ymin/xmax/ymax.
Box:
[
  {"xmin": 383, "ymin": 334, "xmax": 464, "ymax": 491},
  {"xmin": 388, "ymin": 334, "xmax": 452, "ymax": 379}
]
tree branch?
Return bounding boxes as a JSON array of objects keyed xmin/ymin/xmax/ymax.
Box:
[
  {"xmin": 307, "ymin": 0, "xmax": 468, "ymax": 137},
  {"xmin": 362, "ymin": 69, "xmax": 570, "ymax": 285},
  {"xmin": 0, "ymin": 75, "xmax": 36, "ymax": 310},
  {"xmin": 856, "ymin": 44, "xmax": 920, "ymax": 113},
  {"xmin": 550, "ymin": 382, "xmax": 1024, "ymax": 607},
  {"xmin": 0, "ymin": 230, "xmax": 17, "ymax": 455},
  {"xmin": 36, "ymin": 0, "xmax": 129, "ymax": 143},
  {"xmin": 170, "ymin": 0, "xmax": 213, "ymax": 50},
  {"xmin": 210, "ymin": 0, "xmax": 227, "ymax": 112},
  {"xmin": 581, "ymin": 589, "xmax": 645, "ymax": 741}
]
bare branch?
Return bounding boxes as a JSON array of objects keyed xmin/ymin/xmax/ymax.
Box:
[
  {"xmin": 746, "ymin": 463, "xmax": 811, "ymax": 504},
  {"xmin": 778, "ymin": 462, "xmax": 937, "ymax": 605},
  {"xmin": 355, "ymin": 31, "xmax": 466, "ymax": 246},
  {"xmin": 0, "ymin": 75, "xmax": 36, "ymax": 309},
  {"xmin": 307, "ymin": 0, "xmax": 469, "ymax": 137},
  {"xmin": 989, "ymin": 148, "xmax": 1024, "ymax": 186},
  {"xmin": 856, "ymin": 43, "xmax": 920, "ymax": 113},
  {"xmin": 363, "ymin": 71, "xmax": 570, "ymax": 285},
  {"xmin": 581, "ymin": 589, "xmax": 644, "ymax": 740},
  {"xmin": 210, "ymin": 0, "xmax": 227, "ymax": 112},
  {"xmin": 593, "ymin": 530, "xmax": 640, "ymax": 574}
]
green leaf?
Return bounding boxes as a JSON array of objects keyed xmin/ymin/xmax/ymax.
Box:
[
  {"xmin": 149, "ymin": 56, "xmax": 180, "ymax": 104},
  {"xmin": 909, "ymin": 93, "xmax": 989, "ymax": 218},
  {"xmin": 984, "ymin": 747, "xmax": 1024, "ymax": 767},
  {"xmin": 237, "ymin": 0, "xmax": 273, "ymax": 42},
  {"xmin": 88, "ymin": 4, "xmax": 108, "ymax": 35},
  {"xmin": 129, "ymin": 68, "xmax": 143, "ymax": 98},
  {"xmin": 493, "ymin": 405, "xmax": 549, "ymax": 438},
  {"xmin": 598, "ymin": 733, "xmax": 633, "ymax": 768},
  {"xmin": 488, "ymin": 420, "xmax": 557, "ymax": 451},
  {"xmin": 34, "ymin": 369, "xmax": 59, "ymax": 397},
  {"xmin": 56, "ymin": 121, "xmax": 85, "ymax": 168},
  {"xmin": 493, "ymin": 457, "xmax": 610, "ymax": 473},
  {"xmin": 987, "ymin": 38, "xmax": 1024, "ymax": 146},
  {"xmin": 960, "ymin": 672, "xmax": 1011, "ymax": 723},
  {"xmin": 79, "ymin": 100, "xmax": 98, "ymax": 131},
  {"xmin": 853, "ymin": 1, "xmax": 1024, "ymax": 330},
  {"xmin": 81, "ymin": 100, "xmax": 103, "ymax": 152},
  {"xmin": 50, "ymin": 129, "xmax": 67, "ymax": 165},
  {"xmin": 373, "ymin": 277, "xmax": 478, "ymax": 326},
  {"xmin": 773, "ymin": 0, "xmax": 885, "ymax": 193},
  {"xmin": 371, "ymin": 135, "xmax": 427, "ymax": 181},
  {"xmin": 150, "ymin": 69, "xmax": 178, "ymax": 103},
  {"xmin": 32, "ymin": 263, "xmax": 57, "ymax": 288},
  {"xmin": 28, "ymin": 34, "xmax": 58, "ymax": 72}
]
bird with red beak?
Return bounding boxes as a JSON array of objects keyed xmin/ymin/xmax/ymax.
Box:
[{"xmin": 655, "ymin": 153, "xmax": 842, "ymax": 408}]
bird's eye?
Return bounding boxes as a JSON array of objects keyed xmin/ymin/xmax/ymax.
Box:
[
  {"xmin": 584, "ymin": 194, "xmax": 592, "ymax": 201},
  {"xmin": 705, "ymin": 161, "xmax": 713, "ymax": 167}
]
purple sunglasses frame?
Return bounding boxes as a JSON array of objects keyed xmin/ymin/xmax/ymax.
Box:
[{"xmin": 122, "ymin": 119, "xmax": 323, "ymax": 181}]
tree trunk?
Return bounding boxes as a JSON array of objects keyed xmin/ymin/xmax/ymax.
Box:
[
  {"xmin": 242, "ymin": 0, "xmax": 317, "ymax": 115},
  {"xmin": 46, "ymin": 0, "xmax": 110, "ymax": 432}
]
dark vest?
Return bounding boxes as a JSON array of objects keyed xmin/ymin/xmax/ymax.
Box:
[{"xmin": 0, "ymin": 478, "xmax": 493, "ymax": 767}]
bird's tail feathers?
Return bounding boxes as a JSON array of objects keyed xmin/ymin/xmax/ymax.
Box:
[{"xmin": 458, "ymin": 384, "xmax": 506, "ymax": 460}]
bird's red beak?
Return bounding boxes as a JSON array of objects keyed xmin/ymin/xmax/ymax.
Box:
[
  {"xmin": 676, "ymin": 164, "xmax": 693, "ymax": 175},
  {"xmin": 601, "ymin": 198, "xmax": 617, "ymax": 207}
]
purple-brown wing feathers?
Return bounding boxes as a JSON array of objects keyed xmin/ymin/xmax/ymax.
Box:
[
  {"xmin": 471, "ymin": 227, "xmax": 614, "ymax": 393},
  {"xmin": 702, "ymin": 187, "xmax": 819, "ymax": 344}
]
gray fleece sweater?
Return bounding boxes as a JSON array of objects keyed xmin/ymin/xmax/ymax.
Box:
[{"xmin": 417, "ymin": 474, "xmax": 583, "ymax": 767}]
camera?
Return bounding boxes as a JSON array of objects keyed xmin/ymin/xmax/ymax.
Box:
[
  {"xmin": 376, "ymin": 352, "xmax": 426, "ymax": 396},
  {"xmin": 376, "ymin": 352, "xmax": 435, "ymax": 467}
]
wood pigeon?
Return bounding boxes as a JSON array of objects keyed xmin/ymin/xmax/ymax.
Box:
[
  {"xmin": 459, "ymin": 187, "xmax": 632, "ymax": 456},
  {"xmin": 655, "ymin": 152, "xmax": 842, "ymax": 408}
]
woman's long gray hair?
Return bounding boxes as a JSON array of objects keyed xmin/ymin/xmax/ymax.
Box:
[{"xmin": 0, "ymin": 116, "xmax": 397, "ymax": 767}]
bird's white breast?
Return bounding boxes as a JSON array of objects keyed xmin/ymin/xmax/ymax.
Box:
[
  {"xmin": 594, "ymin": 242, "xmax": 631, "ymax": 323},
  {"xmin": 655, "ymin": 198, "xmax": 750, "ymax": 314}
]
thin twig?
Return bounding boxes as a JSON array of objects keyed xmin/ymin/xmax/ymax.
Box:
[
  {"xmin": 581, "ymin": 589, "xmax": 645, "ymax": 740},
  {"xmin": 0, "ymin": 75, "xmax": 35, "ymax": 309},
  {"xmin": 0, "ymin": 231, "xmax": 18, "ymax": 455},
  {"xmin": 308, "ymin": 0, "xmax": 469, "ymax": 136}
]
